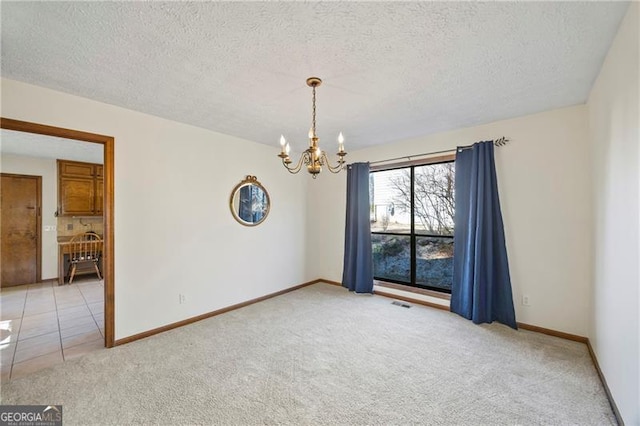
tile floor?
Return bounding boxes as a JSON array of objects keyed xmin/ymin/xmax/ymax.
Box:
[{"xmin": 0, "ymin": 278, "xmax": 105, "ymax": 382}]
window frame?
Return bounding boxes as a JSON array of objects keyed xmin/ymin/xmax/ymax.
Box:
[{"xmin": 370, "ymin": 154, "xmax": 456, "ymax": 294}]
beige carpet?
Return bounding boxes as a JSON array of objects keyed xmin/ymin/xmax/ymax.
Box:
[{"xmin": 0, "ymin": 283, "xmax": 615, "ymax": 425}]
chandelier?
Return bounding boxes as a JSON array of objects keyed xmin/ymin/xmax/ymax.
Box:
[{"xmin": 277, "ymin": 77, "xmax": 347, "ymax": 178}]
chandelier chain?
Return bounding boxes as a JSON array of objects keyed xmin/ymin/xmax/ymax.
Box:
[{"xmin": 312, "ymin": 85, "xmax": 317, "ymax": 137}]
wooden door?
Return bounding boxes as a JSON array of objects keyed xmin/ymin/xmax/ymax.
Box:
[{"xmin": 1, "ymin": 173, "xmax": 42, "ymax": 287}]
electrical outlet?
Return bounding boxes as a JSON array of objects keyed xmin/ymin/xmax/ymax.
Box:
[
  {"xmin": 522, "ymin": 295, "xmax": 530, "ymax": 306},
  {"xmin": 44, "ymin": 225, "xmax": 51, "ymax": 231},
  {"xmin": 67, "ymin": 224, "xmax": 73, "ymax": 231},
  {"xmin": 179, "ymin": 294, "xmax": 186, "ymax": 304}
]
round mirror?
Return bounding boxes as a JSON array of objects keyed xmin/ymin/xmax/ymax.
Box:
[{"xmin": 229, "ymin": 176, "xmax": 270, "ymax": 226}]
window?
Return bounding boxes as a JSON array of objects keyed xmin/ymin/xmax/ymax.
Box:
[{"xmin": 370, "ymin": 156, "xmax": 455, "ymax": 293}]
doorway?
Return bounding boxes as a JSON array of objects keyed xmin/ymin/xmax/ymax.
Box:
[
  {"xmin": 1, "ymin": 173, "xmax": 42, "ymax": 287},
  {"xmin": 0, "ymin": 118, "xmax": 115, "ymax": 348}
]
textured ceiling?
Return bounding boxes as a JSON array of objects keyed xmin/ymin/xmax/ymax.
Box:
[
  {"xmin": 1, "ymin": 2, "xmax": 629, "ymax": 151},
  {"xmin": 0, "ymin": 129, "xmax": 103, "ymax": 163}
]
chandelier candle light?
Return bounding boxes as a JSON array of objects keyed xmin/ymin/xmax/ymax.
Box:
[{"xmin": 277, "ymin": 77, "xmax": 347, "ymax": 178}]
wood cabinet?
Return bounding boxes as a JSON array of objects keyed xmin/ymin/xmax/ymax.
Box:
[
  {"xmin": 60, "ymin": 161, "xmax": 95, "ymax": 177},
  {"xmin": 95, "ymin": 165, "xmax": 104, "ymax": 215},
  {"xmin": 57, "ymin": 160, "xmax": 104, "ymax": 217},
  {"xmin": 95, "ymin": 177, "xmax": 103, "ymax": 215}
]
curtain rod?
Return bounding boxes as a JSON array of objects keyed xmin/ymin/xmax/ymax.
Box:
[{"xmin": 369, "ymin": 137, "xmax": 510, "ymax": 166}]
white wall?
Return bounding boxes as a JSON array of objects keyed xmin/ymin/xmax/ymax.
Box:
[
  {"xmin": 307, "ymin": 105, "xmax": 592, "ymax": 337},
  {"xmin": 0, "ymin": 154, "xmax": 58, "ymax": 279},
  {"xmin": 1, "ymin": 78, "xmax": 309, "ymax": 340},
  {"xmin": 587, "ymin": 3, "xmax": 639, "ymax": 424}
]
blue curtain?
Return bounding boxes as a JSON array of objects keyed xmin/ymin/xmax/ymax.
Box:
[
  {"xmin": 451, "ymin": 141, "xmax": 517, "ymax": 329},
  {"xmin": 342, "ymin": 162, "xmax": 374, "ymax": 293}
]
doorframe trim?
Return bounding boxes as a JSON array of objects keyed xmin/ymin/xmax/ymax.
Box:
[
  {"xmin": 1, "ymin": 117, "xmax": 115, "ymax": 348},
  {"xmin": 1, "ymin": 172, "xmax": 42, "ymax": 284}
]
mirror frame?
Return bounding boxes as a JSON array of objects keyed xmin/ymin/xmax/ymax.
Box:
[{"xmin": 229, "ymin": 175, "xmax": 271, "ymax": 227}]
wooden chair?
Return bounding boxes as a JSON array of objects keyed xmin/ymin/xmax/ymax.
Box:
[{"xmin": 67, "ymin": 232, "xmax": 103, "ymax": 284}]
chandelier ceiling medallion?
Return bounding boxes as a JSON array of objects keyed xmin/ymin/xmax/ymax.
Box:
[{"xmin": 277, "ymin": 77, "xmax": 347, "ymax": 178}]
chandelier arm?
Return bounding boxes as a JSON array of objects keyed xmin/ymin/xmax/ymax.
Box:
[
  {"xmin": 322, "ymin": 152, "xmax": 347, "ymax": 174},
  {"xmin": 283, "ymin": 151, "xmax": 309, "ymax": 174}
]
